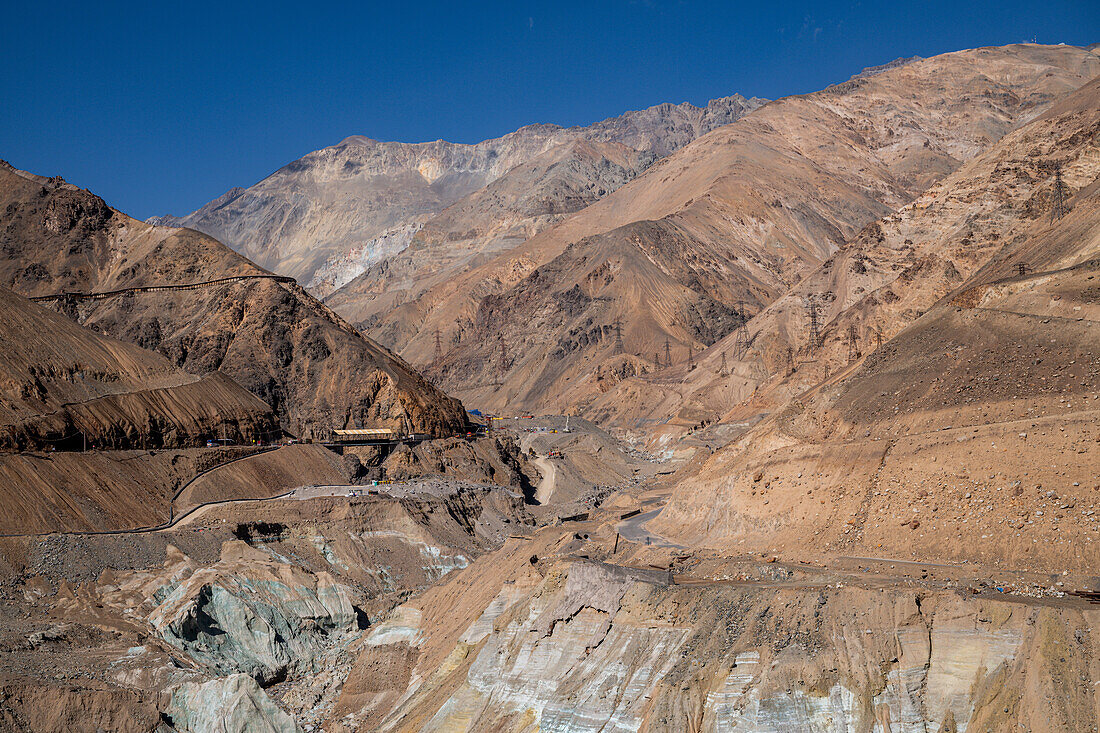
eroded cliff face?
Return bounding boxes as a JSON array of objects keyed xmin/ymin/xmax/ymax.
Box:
[
  {"xmin": 333, "ymin": 553, "xmax": 1100, "ymax": 732},
  {"xmin": 0, "ymin": 481, "xmax": 538, "ymax": 731}
]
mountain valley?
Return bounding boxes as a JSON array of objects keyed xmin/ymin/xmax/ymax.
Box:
[{"xmin": 0, "ymin": 40, "xmax": 1098, "ymax": 733}]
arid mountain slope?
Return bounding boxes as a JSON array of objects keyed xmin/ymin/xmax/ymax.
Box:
[
  {"xmin": 152, "ymin": 95, "xmax": 765, "ymax": 285},
  {"xmin": 648, "ymin": 81, "xmax": 1100, "ymax": 568},
  {"xmin": 323, "ymin": 139, "xmax": 657, "ymax": 317},
  {"xmin": 593, "ymin": 68, "xmax": 1100, "ymax": 435},
  {"xmin": 0, "ymin": 286, "xmax": 276, "ymax": 451},
  {"xmin": 652, "ymin": 258, "xmax": 1098, "ymax": 572},
  {"xmin": 372, "ymin": 44, "xmax": 1099, "ymax": 420},
  {"xmin": 0, "ymin": 162, "xmax": 467, "ymax": 438}
]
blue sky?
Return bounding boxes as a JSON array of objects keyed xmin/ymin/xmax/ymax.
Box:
[{"xmin": 1, "ymin": 0, "xmax": 1096, "ymax": 219}]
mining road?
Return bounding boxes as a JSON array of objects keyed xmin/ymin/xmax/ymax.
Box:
[{"xmin": 616, "ymin": 507, "xmax": 684, "ymax": 548}]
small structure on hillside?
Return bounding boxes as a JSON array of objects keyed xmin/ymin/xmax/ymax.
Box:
[{"xmin": 330, "ymin": 428, "xmax": 398, "ymax": 444}]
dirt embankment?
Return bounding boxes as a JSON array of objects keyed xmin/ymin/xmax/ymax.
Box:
[
  {"xmin": 174, "ymin": 444, "xmax": 345, "ymax": 513},
  {"xmin": 0, "ymin": 444, "xmax": 343, "ymax": 535}
]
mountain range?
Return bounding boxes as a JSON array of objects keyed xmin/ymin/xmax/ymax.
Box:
[
  {"xmin": 153, "ymin": 44, "xmax": 1099, "ymax": 430},
  {"xmin": 150, "ymin": 94, "xmax": 766, "ymax": 289},
  {"xmin": 1, "ymin": 40, "xmax": 1098, "ymax": 733}
]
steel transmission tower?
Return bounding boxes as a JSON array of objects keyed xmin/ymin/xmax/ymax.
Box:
[
  {"xmin": 733, "ymin": 300, "xmax": 751, "ymax": 359},
  {"xmin": 846, "ymin": 325, "xmax": 860, "ymax": 364},
  {"xmin": 498, "ymin": 338, "xmax": 510, "ymax": 375},
  {"xmin": 804, "ymin": 295, "xmax": 823, "ymax": 355},
  {"xmin": 1050, "ymin": 165, "xmax": 1069, "ymax": 224}
]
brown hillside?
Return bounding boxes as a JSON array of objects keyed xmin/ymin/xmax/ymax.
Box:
[
  {"xmin": 649, "ymin": 82, "xmax": 1100, "ymax": 571},
  {"xmin": 592, "ymin": 69, "xmax": 1100, "ymax": 438},
  {"xmin": 0, "ymin": 163, "xmax": 468, "ymax": 439},
  {"xmin": 324, "ymin": 139, "xmax": 656, "ymax": 323},
  {"xmin": 360, "ymin": 44, "xmax": 1099, "ymax": 422},
  {"xmin": 153, "ymin": 95, "xmax": 764, "ymax": 285},
  {"xmin": 0, "ymin": 286, "xmax": 276, "ymax": 451}
]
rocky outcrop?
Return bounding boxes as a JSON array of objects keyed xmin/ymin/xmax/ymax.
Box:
[
  {"xmin": 352, "ymin": 434, "xmax": 541, "ymax": 503},
  {"xmin": 0, "ymin": 481, "xmax": 540, "ymax": 727},
  {"xmin": 339, "ymin": 554, "xmax": 1100, "ymax": 732},
  {"xmin": 141, "ymin": 543, "xmax": 360, "ymax": 685},
  {"xmin": 163, "ymin": 674, "xmax": 303, "ymax": 733}
]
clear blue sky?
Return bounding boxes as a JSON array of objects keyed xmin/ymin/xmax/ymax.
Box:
[{"xmin": 1, "ymin": 0, "xmax": 1096, "ymax": 219}]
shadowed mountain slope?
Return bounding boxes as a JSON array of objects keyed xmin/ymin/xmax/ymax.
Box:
[
  {"xmin": 0, "ymin": 162, "xmax": 467, "ymax": 439},
  {"xmin": 0, "ymin": 286, "xmax": 277, "ymax": 451}
]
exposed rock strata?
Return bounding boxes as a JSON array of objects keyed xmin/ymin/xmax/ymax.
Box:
[
  {"xmin": 164, "ymin": 674, "xmax": 303, "ymax": 733},
  {"xmin": 335, "ymin": 553, "xmax": 1100, "ymax": 732}
]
